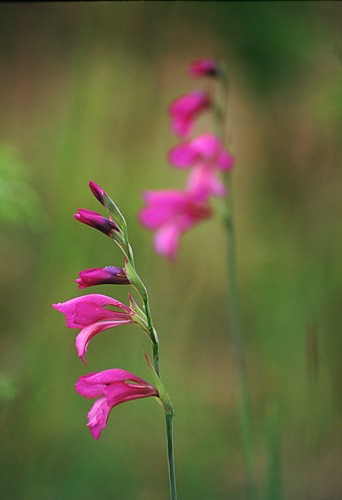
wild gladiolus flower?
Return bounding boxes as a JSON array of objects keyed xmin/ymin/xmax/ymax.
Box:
[
  {"xmin": 169, "ymin": 90, "xmax": 211, "ymax": 138},
  {"xmin": 139, "ymin": 190, "xmax": 212, "ymax": 259},
  {"xmin": 76, "ymin": 266, "xmax": 130, "ymax": 289},
  {"xmin": 75, "ymin": 369, "xmax": 158, "ymax": 440},
  {"xmin": 53, "ymin": 294, "xmax": 135, "ymax": 363},
  {"xmin": 168, "ymin": 133, "xmax": 234, "ymax": 170},
  {"xmin": 189, "ymin": 59, "xmax": 218, "ymax": 77},
  {"xmin": 74, "ymin": 209, "xmax": 119, "ymax": 236},
  {"xmin": 168, "ymin": 134, "xmax": 235, "ymax": 199}
]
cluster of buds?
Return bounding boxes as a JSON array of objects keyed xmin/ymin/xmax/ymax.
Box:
[
  {"xmin": 140, "ymin": 59, "xmax": 235, "ymax": 259},
  {"xmin": 53, "ymin": 181, "xmax": 170, "ymax": 440}
]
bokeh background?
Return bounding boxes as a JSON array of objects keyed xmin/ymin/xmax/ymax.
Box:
[{"xmin": 1, "ymin": 2, "xmax": 342, "ymax": 499}]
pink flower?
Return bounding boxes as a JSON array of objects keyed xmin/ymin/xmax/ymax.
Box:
[
  {"xmin": 74, "ymin": 209, "xmax": 119, "ymax": 236},
  {"xmin": 139, "ymin": 190, "xmax": 212, "ymax": 259},
  {"xmin": 186, "ymin": 165, "xmax": 226, "ymax": 199},
  {"xmin": 53, "ymin": 294, "xmax": 134, "ymax": 363},
  {"xmin": 168, "ymin": 133, "xmax": 234, "ymax": 170},
  {"xmin": 76, "ymin": 267, "xmax": 130, "ymax": 289},
  {"xmin": 168, "ymin": 134, "xmax": 235, "ymax": 199},
  {"xmin": 189, "ymin": 59, "xmax": 218, "ymax": 77},
  {"xmin": 169, "ymin": 90, "xmax": 211, "ymax": 138},
  {"xmin": 75, "ymin": 369, "xmax": 158, "ymax": 440}
]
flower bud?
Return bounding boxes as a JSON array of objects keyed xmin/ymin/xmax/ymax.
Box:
[
  {"xmin": 189, "ymin": 59, "xmax": 218, "ymax": 77},
  {"xmin": 74, "ymin": 209, "xmax": 119, "ymax": 236},
  {"xmin": 89, "ymin": 180, "xmax": 127, "ymax": 231},
  {"xmin": 75, "ymin": 266, "xmax": 130, "ymax": 289},
  {"xmin": 89, "ymin": 180, "xmax": 105, "ymax": 206}
]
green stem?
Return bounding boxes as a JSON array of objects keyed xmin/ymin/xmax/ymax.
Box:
[
  {"xmin": 123, "ymin": 229, "xmax": 175, "ymax": 497},
  {"xmin": 166, "ymin": 413, "xmax": 177, "ymax": 500},
  {"xmin": 224, "ymin": 174, "xmax": 258, "ymax": 499},
  {"xmin": 142, "ymin": 294, "xmax": 160, "ymax": 377}
]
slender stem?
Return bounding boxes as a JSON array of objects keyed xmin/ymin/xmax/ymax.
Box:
[
  {"xmin": 143, "ymin": 292, "xmax": 178, "ymax": 500},
  {"xmin": 224, "ymin": 174, "xmax": 257, "ymax": 499},
  {"xmin": 216, "ymin": 65, "xmax": 258, "ymax": 498},
  {"xmin": 166, "ymin": 413, "xmax": 177, "ymax": 500},
  {"xmin": 142, "ymin": 294, "xmax": 160, "ymax": 377},
  {"xmin": 123, "ymin": 222, "xmax": 176, "ymax": 497}
]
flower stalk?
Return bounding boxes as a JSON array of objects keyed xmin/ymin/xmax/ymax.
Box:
[
  {"xmin": 54, "ymin": 180, "xmax": 177, "ymax": 499},
  {"xmin": 224, "ymin": 174, "xmax": 258, "ymax": 499},
  {"xmin": 166, "ymin": 413, "xmax": 177, "ymax": 500},
  {"xmin": 218, "ymin": 69, "xmax": 258, "ymax": 499},
  {"xmin": 139, "ymin": 58, "xmax": 256, "ymax": 497}
]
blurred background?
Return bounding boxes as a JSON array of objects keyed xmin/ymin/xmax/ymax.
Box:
[{"xmin": 1, "ymin": 2, "xmax": 341, "ymax": 499}]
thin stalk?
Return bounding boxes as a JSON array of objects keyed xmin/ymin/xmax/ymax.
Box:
[
  {"xmin": 224, "ymin": 174, "xmax": 258, "ymax": 499},
  {"xmin": 127, "ymin": 257, "xmax": 176, "ymax": 497},
  {"xmin": 123, "ymin": 231, "xmax": 160, "ymax": 376},
  {"xmin": 142, "ymin": 294, "xmax": 160, "ymax": 377},
  {"xmin": 121, "ymin": 202, "xmax": 176, "ymax": 498},
  {"xmin": 217, "ymin": 66, "xmax": 258, "ymax": 498},
  {"xmin": 166, "ymin": 413, "xmax": 177, "ymax": 500}
]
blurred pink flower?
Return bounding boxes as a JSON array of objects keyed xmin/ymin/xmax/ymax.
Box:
[
  {"xmin": 169, "ymin": 90, "xmax": 211, "ymax": 138},
  {"xmin": 75, "ymin": 369, "xmax": 158, "ymax": 440},
  {"xmin": 168, "ymin": 134, "xmax": 234, "ymax": 199},
  {"xmin": 186, "ymin": 165, "xmax": 226, "ymax": 199},
  {"xmin": 74, "ymin": 209, "xmax": 119, "ymax": 236},
  {"xmin": 53, "ymin": 294, "xmax": 134, "ymax": 363},
  {"xmin": 139, "ymin": 190, "xmax": 212, "ymax": 259},
  {"xmin": 189, "ymin": 59, "xmax": 218, "ymax": 77},
  {"xmin": 76, "ymin": 266, "xmax": 130, "ymax": 289},
  {"xmin": 168, "ymin": 133, "xmax": 234, "ymax": 170}
]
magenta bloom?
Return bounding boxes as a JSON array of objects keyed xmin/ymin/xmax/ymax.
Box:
[
  {"xmin": 169, "ymin": 90, "xmax": 211, "ymax": 138},
  {"xmin": 53, "ymin": 294, "xmax": 134, "ymax": 363},
  {"xmin": 74, "ymin": 209, "xmax": 119, "ymax": 236},
  {"xmin": 139, "ymin": 190, "xmax": 212, "ymax": 259},
  {"xmin": 168, "ymin": 134, "xmax": 234, "ymax": 170},
  {"xmin": 76, "ymin": 267, "xmax": 130, "ymax": 289},
  {"xmin": 189, "ymin": 59, "xmax": 218, "ymax": 77},
  {"xmin": 75, "ymin": 369, "xmax": 158, "ymax": 440},
  {"xmin": 168, "ymin": 134, "xmax": 235, "ymax": 199}
]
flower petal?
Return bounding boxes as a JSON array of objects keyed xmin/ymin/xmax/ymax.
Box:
[
  {"xmin": 52, "ymin": 294, "xmax": 131, "ymax": 328},
  {"xmin": 187, "ymin": 165, "xmax": 226, "ymax": 200},
  {"xmin": 75, "ymin": 369, "xmax": 148, "ymax": 397},
  {"xmin": 87, "ymin": 396, "xmax": 111, "ymax": 440},
  {"xmin": 75, "ymin": 319, "xmax": 133, "ymax": 363},
  {"xmin": 75, "ymin": 369, "xmax": 158, "ymax": 440},
  {"xmin": 154, "ymin": 225, "xmax": 181, "ymax": 260},
  {"xmin": 168, "ymin": 90, "xmax": 211, "ymax": 138}
]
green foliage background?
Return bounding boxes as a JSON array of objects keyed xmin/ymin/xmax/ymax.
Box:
[{"xmin": 1, "ymin": 3, "xmax": 341, "ymax": 499}]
